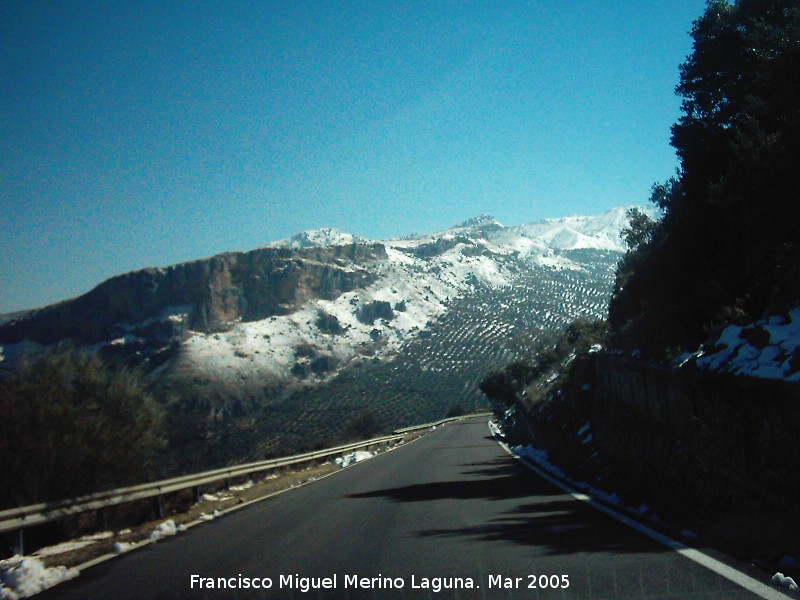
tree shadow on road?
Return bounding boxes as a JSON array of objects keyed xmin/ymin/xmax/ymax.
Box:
[
  {"xmin": 347, "ymin": 456, "xmax": 666, "ymax": 556},
  {"xmin": 346, "ymin": 457, "xmax": 563, "ymax": 502},
  {"xmin": 417, "ymin": 499, "xmax": 664, "ymax": 556}
]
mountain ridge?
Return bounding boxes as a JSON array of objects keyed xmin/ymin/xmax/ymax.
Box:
[
  {"xmin": 263, "ymin": 206, "xmax": 654, "ymax": 254},
  {"xmin": 0, "ymin": 206, "xmax": 648, "ymax": 326},
  {"xmin": 0, "ymin": 205, "xmax": 647, "ymax": 384},
  {"xmin": 0, "ymin": 206, "xmax": 648, "ymax": 470},
  {"xmin": 266, "ymin": 227, "xmax": 368, "ymax": 249}
]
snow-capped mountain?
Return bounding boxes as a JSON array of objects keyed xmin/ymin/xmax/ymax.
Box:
[
  {"xmin": 265, "ymin": 206, "xmax": 656, "ymax": 253},
  {"xmin": 267, "ymin": 227, "xmax": 367, "ymax": 249},
  {"xmin": 517, "ymin": 206, "xmax": 660, "ymax": 252},
  {"xmin": 0, "ymin": 207, "xmax": 647, "ymax": 468}
]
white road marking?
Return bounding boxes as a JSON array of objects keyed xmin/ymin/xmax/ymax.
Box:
[{"xmin": 489, "ymin": 422, "xmax": 794, "ymax": 600}]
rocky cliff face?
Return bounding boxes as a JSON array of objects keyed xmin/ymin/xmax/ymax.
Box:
[{"xmin": 0, "ymin": 243, "xmax": 386, "ymax": 346}]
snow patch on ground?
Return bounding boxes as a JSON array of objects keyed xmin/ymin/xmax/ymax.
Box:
[
  {"xmin": 229, "ymin": 480, "xmax": 255, "ymax": 492},
  {"xmin": 31, "ymin": 542, "xmax": 93, "ymax": 558},
  {"xmin": 0, "ymin": 556, "xmax": 78, "ymax": 599},
  {"xmin": 201, "ymin": 492, "xmax": 234, "ymax": 502},
  {"xmin": 80, "ymin": 532, "xmax": 114, "ymax": 541},
  {"xmin": 149, "ymin": 519, "xmax": 183, "ymax": 540},
  {"xmin": 335, "ymin": 450, "xmax": 374, "ymax": 468},
  {"xmin": 681, "ymin": 306, "xmax": 800, "ymax": 381},
  {"xmin": 771, "ymin": 572, "xmax": 798, "ymax": 591},
  {"xmin": 30, "ymin": 531, "xmax": 114, "ymax": 558},
  {"xmin": 513, "ymin": 444, "xmax": 623, "ymax": 508},
  {"xmin": 113, "ymin": 542, "xmax": 136, "ymax": 554}
]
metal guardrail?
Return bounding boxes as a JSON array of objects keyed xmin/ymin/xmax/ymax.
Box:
[
  {"xmin": 0, "ymin": 413, "xmax": 488, "ymax": 549},
  {"xmin": 392, "ymin": 412, "xmax": 491, "ymax": 434}
]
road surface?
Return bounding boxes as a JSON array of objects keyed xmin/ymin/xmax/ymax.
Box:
[{"xmin": 41, "ymin": 418, "xmax": 780, "ymax": 599}]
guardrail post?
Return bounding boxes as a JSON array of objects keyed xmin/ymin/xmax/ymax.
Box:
[
  {"xmin": 193, "ymin": 486, "xmax": 201, "ymax": 504},
  {"xmin": 153, "ymin": 494, "xmax": 164, "ymax": 520},
  {"xmin": 14, "ymin": 529, "xmax": 24, "ymax": 556}
]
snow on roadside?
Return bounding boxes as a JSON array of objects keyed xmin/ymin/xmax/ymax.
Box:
[
  {"xmin": 771, "ymin": 572, "xmax": 798, "ymax": 591},
  {"xmin": 201, "ymin": 492, "xmax": 234, "ymax": 502},
  {"xmin": 229, "ymin": 480, "xmax": 255, "ymax": 492},
  {"xmin": 512, "ymin": 445, "xmax": 620, "ymax": 508},
  {"xmin": 113, "ymin": 542, "xmax": 136, "ymax": 554},
  {"xmin": 679, "ymin": 306, "xmax": 800, "ymax": 382},
  {"xmin": 149, "ymin": 519, "xmax": 183, "ymax": 541},
  {"xmin": 31, "ymin": 541, "xmax": 93, "ymax": 559},
  {"xmin": 0, "ymin": 556, "xmax": 78, "ymax": 599},
  {"xmin": 334, "ymin": 451, "xmax": 374, "ymax": 468},
  {"xmin": 28, "ymin": 531, "xmax": 115, "ymax": 558}
]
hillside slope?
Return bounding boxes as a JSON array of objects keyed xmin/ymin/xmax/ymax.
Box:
[{"xmin": 0, "ymin": 207, "xmax": 638, "ymax": 471}]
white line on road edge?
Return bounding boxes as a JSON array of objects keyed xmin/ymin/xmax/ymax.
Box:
[{"xmin": 488, "ymin": 421, "xmax": 795, "ymax": 600}]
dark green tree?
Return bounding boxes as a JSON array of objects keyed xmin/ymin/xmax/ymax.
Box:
[
  {"xmin": 609, "ymin": 0, "xmax": 800, "ymax": 355},
  {"xmin": 0, "ymin": 348, "xmax": 165, "ymax": 508},
  {"xmin": 480, "ymin": 319, "xmax": 608, "ymax": 407},
  {"xmin": 479, "ymin": 362, "xmax": 536, "ymax": 407},
  {"xmin": 340, "ymin": 409, "xmax": 382, "ymax": 441},
  {"xmin": 445, "ymin": 404, "xmax": 466, "ymax": 418},
  {"xmin": 621, "ymin": 207, "xmax": 658, "ymax": 251}
]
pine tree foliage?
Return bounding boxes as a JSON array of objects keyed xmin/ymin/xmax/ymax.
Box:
[
  {"xmin": 621, "ymin": 207, "xmax": 658, "ymax": 251},
  {"xmin": 0, "ymin": 348, "xmax": 165, "ymax": 508},
  {"xmin": 609, "ymin": 0, "xmax": 800, "ymax": 355}
]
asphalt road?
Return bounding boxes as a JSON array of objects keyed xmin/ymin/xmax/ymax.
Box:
[{"xmin": 41, "ymin": 418, "xmax": 777, "ymax": 599}]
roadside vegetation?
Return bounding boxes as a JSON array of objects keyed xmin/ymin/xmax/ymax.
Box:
[
  {"xmin": 480, "ymin": 318, "xmax": 607, "ymax": 413},
  {"xmin": 609, "ymin": 0, "xmax": 800, "ymax": 358},
  {"xmin": 483, "ymin": 0, "xmax": 800, "ymax": 579},
  {"xmin": 488, "ymin": 0, "xmax": 800, "ymax": 465},
  {"xmin": 0, "ymin": 347, "xmax": 164, "ymax": 509}
]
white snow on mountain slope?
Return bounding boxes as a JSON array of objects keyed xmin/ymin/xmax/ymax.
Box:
[
  {"xmin": 176, "ymin": 207, "xmax": 647, "ymax": 385},
  {"xmin": 0, "ymin": 207, "xmax": 645, "ymax": 385},
  {"xmin": 518, "ymin": 206, "xmax": 660, "ymax": 252},
  {"xmin": 265, "ymin": 207, "xmax": 655, "ymax": 254},
  {"xmin": 476, "ymin": 227, "xmax": 580, "ymax": 270},
  {"xmin": 383, "ymin": 213, "xmax": 583, "ymax": 270},
  {"xmin": 267, "ymin": 227, "xmax": 367, "ymax": 249},
  {"xmin": 382, "ymin": 206, "xmax": 656, "ymax": 255},
  {"xmin": 178, "ymin": 236, "xmax": 519, "ymax": 383}
]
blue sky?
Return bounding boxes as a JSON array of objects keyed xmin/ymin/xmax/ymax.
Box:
[{"xmin": 1, "ymin": 1, "xmax": 706, "ymax": 312}]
